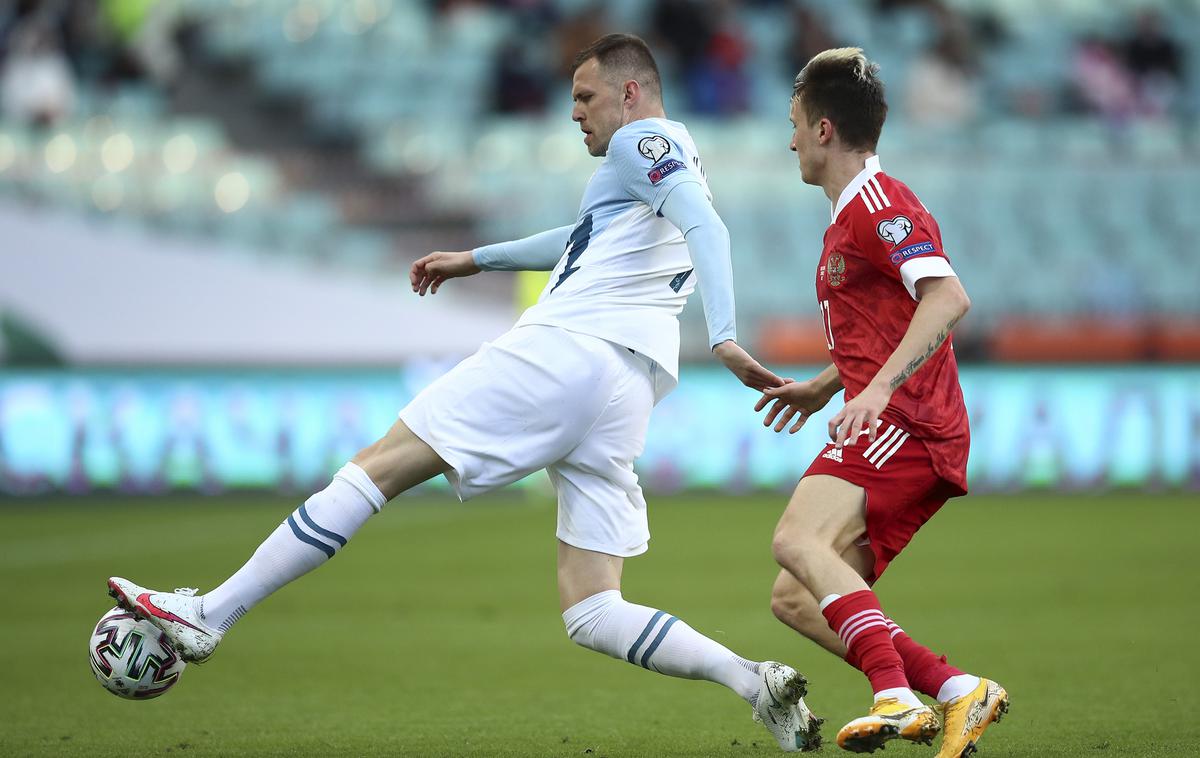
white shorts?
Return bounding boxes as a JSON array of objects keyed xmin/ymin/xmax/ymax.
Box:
[{"xmin": 399, "ymin": 324, "xmax": 655, "ymax": 557}]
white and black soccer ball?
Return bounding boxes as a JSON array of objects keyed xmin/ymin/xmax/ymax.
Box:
[{"xmin": 89, "ymin": 607, "xmax": 186, "ymax": 699}]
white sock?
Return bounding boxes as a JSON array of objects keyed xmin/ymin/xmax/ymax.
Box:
[
  {"xmin": 936, "ymin": 674, "xmax": 981, "ymax": 703},
  {"xmin": 875, "ymin": 686, "xmax": 923, "ymax": 707},
  {"xmin": 818, "ymin": 593, "xmax": 842, "ymax": 612},
  {"xmin": 200, "ymin": 463, "xmax": 386, "ymax": 632},
  {"xmin": 562, "ymin": 590, "xmax": 763, "ymax": 704}
]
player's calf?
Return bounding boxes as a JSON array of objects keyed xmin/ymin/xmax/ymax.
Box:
[
  {"xmin": 770, "ymin": 570, "xmax": 847, "ymax": 657},
  {"xmin": 563, "ymin": 590, "xmax": 823, "ymax": 751}
]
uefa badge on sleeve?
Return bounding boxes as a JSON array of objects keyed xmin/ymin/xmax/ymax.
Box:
[{"xmin": 637, "ymin": 135, "xmax": 671, "ymax": 162}]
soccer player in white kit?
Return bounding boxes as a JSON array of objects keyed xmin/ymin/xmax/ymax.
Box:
[{"xmin": 107, "ymin": 34, "xmax": 823, "ymax": 752}]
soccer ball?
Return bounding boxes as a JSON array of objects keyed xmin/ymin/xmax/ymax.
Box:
[{"xmin": 89, "ymin": 607, "xmax": 186, "ymax": 699}]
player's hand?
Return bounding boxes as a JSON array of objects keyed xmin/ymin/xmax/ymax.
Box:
[
  {"xmin": 828, "ymin": 383, "xmax": 890, "ymax": 449},
  {"xmin": 755, "ymin": 378, "xmax": 835, "ymax": 434},
  {"xmin": 712, "ymin": 340, "xmax": 785, "ymax": 392},
  {"xmin": 410, "ymin": 251, "xmax": 481, "ymax": 296}
]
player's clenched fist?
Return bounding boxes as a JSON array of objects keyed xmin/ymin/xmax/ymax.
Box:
[{"xmin": 410, "ymin": 250, "xmax": 481, "ymax": 296}]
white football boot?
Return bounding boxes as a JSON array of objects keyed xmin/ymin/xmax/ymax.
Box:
[
  {"xmin": 753, "ymin": 661, "xmax": 824, "ymax": 752},
  {"xmin": 107, "ymin": 577, "xmax": 223, "ymax": 663}
]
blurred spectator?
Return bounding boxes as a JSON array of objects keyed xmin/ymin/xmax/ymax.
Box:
[
  {"xmin": 1071, "ymin": 35, "xmax": 1138, "ymax": 122},
  {"xmin": 492, "ymin": 38, "xmax": 553, "ymax": 113},
  {"xmin": 683, "ymin": 1, "xmax": 752, "ymax": 115},
  {"xmin": 554, "ymin": 4, "xmax": 607, "ymax": 77},
  {"xmin": 905, "ymin": 35, "xmax": 980, "ymax": 127},
  {"xmin": 1122, "ymin": 9, "xmax": 1185, "ymax": 117},
  {"xmin": 784, "ymin": 4, "xmax": 840, "ymax": 78},
  {"xmin": 488, "ymin": 0, "xmax": 560, "ymax": 113},
  {"xmin": 1, "ymin": 22, "xmax": 76, "ymax": 127},
  {"xmin": 651, "ymin": 0, "xmax": 713, "ymax": 73}
]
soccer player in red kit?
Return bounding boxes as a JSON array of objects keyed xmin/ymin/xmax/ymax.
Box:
[{"xmin": 756, "ymin": 48, "xmax": 1008, "ymax": 756}]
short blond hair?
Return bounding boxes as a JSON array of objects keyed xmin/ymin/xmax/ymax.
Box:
[{"xmin": 792, "ymin": 47, "xmax": 888, "ymax": 151}]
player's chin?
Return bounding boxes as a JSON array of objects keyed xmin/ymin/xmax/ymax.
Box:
[{"xmin": 585, "ymin": 137, "xmax": 608, "ymax": 157}]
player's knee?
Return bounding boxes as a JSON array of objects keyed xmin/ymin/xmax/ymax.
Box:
[
  {"xmin": 771, "ymin": 528, "xmax": 812, "ymax": 569},
  {"xmin": 561, "ymin": 589, "xmax": 622, "ymax": 654}
]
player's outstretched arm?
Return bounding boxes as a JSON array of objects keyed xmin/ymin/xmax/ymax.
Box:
[
  {"xmin": 657, "ymin": 183, "xmax": 784, "ymax": 392},
  {"xmin": 755, "ymin": 364, "xmax": 843, "ymax": 434},
  {"xmin": 411, "ymin": 225, "xmax": 575, "ymax": 296},
  {"xmin": 828, "ymin": 275, "xmax": 970, "ymax": 448}
]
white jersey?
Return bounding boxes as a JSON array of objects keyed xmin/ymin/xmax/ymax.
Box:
[{"xmin": 515, "ymin": 117, "xmax": 711, "ymax": 401}]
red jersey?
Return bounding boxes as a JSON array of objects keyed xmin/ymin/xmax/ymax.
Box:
[{"xmin": 816, "ymin": 156, "xmax": 969, "ymax": 494}]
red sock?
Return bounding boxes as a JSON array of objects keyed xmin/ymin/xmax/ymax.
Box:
[
  {"xmin": 884, "ymin": 618, "xmax": 964, "ymax": 699},
  {"xmin": 822, "ymin": 590, "xmax": 908, "ymax": 693}
]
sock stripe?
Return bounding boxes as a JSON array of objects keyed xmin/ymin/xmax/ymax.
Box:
[
  {"xmin": 840, "ymin": 612, "xmax": 887, "ymax": 643},
  {"xmin": 297, "ymin": 503, "xmax": 348, "ymax": 547},
  {"xmin": 218, "ymin": 605, "xmax": 246, "ymax": 633},
  {"xmin": 286, "ymin": 515, "xmax": 335, "ymax": 558},
  {"xmin": 639, "ymin": 615, "xmax": 680, "ymax": 669},
  {"xmin": 844, "ymin": 619, "xmax": 888, "ymax": 648},
  {"xmin": 838, "ymin": 609, "xmax": 886, "ymax": 640},
  {"xmin": 626, "ymin": 610, "xmax": 667, "ymax": 663}
]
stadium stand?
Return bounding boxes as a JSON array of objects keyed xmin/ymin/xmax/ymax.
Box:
[{"xmin": 2, "ymin": 0, "xmax": 1197, "ymax": 361}]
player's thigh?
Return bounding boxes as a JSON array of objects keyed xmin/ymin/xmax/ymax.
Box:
[
  {"xmin": 353, "ymin": 419, "xmax": 450, "ymax": 500},
  {"xmin": 399, "ymin": 326, "xmax": 618, "ymax": 500},
  {"xmin": 550, "ymin": 348, "xmax": 655, "ymax": 564},
  {"xmin": 557, "ymin": 540, "xmax": 623, "ymax": 612},
  {"xmin": 773, "ymin": 474, "xmax": 869, "ymax": 556}
]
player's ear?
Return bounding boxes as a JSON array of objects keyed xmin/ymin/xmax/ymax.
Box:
[
  {"xmin": 622, "ymin": 79, "xmax": 639, "ymax": 106},
  {"xmin": 817, "ymin": 117, "xmax": 835, "ymax": 146}
]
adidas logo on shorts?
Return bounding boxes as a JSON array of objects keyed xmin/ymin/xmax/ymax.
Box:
[{"xmin": 821, "ymin": 446, "xmax": 843, "ymax": 463}]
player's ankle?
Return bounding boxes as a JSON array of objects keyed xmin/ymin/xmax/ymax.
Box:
[
  {"xmin": 936, "ymin": 674, "xmax": 981, "ymax": 703},
  {"xmin": 875, "ymin": 687, "xmax": 922, "ymax": 707}
]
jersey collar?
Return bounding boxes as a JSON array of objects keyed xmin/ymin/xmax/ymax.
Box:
[{"xmin": 831, "ymin": 154, "xmax": 882, "ymax": 223}]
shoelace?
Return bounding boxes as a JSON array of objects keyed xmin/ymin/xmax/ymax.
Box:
[{"xmin": 174, "ymin": 587, "xmax": 199, "ymax": 596}]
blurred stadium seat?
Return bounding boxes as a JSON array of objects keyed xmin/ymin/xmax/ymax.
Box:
[{"xmin": 1, "ymin": 0, "xmax": 1197, "ymax": 361}]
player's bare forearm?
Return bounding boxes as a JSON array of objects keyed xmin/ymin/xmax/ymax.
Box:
[
  {"xmin": 812, "ymin": 363, "xmax": 843, "ymax": 400},
  {"xmin": 870, "ymin": 276, "xmax": 970, "ymax": 394},
  {"xmin": 827, "ymin": 277, "xmax": 968, "ymax": 447},
  {"xmin": 713, "ymin": 340, "xmax": 785, "ymax": 392}
]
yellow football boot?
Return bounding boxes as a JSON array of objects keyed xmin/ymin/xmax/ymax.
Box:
[
  {"xmin": 836, "ymin": 697, "xmax": 940, "ymax": 753},
  {"xmin": 935, "ymin": 679, "xmax": 1008, "ymax": 758}
]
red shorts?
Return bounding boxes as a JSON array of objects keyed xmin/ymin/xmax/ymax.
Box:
[{"xmin": 802, "ymin": 421, "xmax": 959, "ymax": 584}]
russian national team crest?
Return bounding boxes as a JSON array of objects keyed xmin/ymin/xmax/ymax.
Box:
[
  {"xmin": 876, "ymin": 215, "xmax": 913, "ymax": 247},
  {"xmin": 827, "ymin": 252, "xmax": 847, "ymax": 288},
  {"xmin": 638, "ymin": 135, "xmax": 671, "ymax": 163}
]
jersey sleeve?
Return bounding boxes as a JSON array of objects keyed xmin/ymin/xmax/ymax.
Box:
[
  {"xmin": 849, "ymin": 198, "xmax": 956, "ymax": 300},
  {"xmin": 607, "ymin": 123, "xmax": 703, "ymax": 213}
]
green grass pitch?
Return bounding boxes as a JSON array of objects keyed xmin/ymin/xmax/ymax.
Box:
[{"xmin": 2, "ymin": 491, "xmax": 1196, "ymax": 757}]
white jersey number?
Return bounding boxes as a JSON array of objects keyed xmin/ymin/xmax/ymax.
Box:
[{"xmin": 821, "ymin": 299, "xmax": 835, "ymax": 350}]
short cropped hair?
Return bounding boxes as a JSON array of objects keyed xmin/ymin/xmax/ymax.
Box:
[
  {"xmin": 573, "ymin": 33, "xmax": 662, "ymax": 100},
  {"xmin": 792, "ymin": 48, "xmax": 888, "ymax": 151}
]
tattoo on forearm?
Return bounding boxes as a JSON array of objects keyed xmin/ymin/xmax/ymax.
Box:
[{"xmin": 889, "ymin": 314, "xmax": 962, "ymax": 392}]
